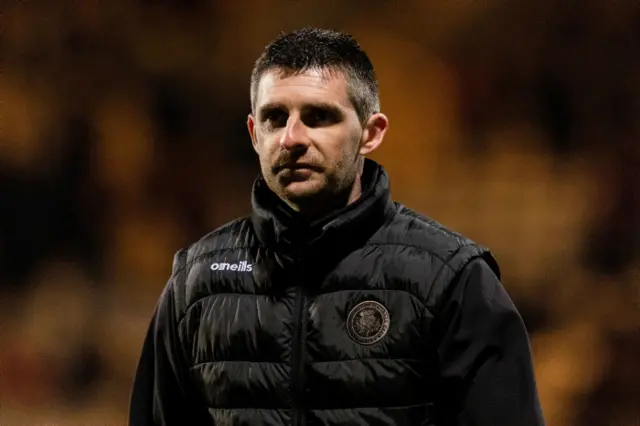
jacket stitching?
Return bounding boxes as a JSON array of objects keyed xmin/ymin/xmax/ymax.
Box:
[
  {"xmin": 189, "ymin": 357, "xmax": 426, "ymax": 370},
  {"xmin": 177, "ymin": 288, "xmax": 433, "ymax": 329},
  {"xmin": 205, "ymin": 402, "xmax": 433, "ymax": 411}
]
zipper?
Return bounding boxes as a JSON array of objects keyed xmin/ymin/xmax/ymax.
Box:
[{"xmin": 291, "ymin": 284, "xmax": 308, "ymax": 426}]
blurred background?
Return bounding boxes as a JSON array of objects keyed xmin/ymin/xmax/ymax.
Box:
[{"xmin": 1, "ymin": 1, "xmax": 639, "ymax": 425}]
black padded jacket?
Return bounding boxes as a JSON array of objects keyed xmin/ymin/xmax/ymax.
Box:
[{"xmin": 129, "ymin": 159, "xmax": 545, "ymax": 426}]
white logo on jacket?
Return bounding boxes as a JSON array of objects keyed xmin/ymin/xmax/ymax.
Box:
[{"xmin": 210, "ymin": 261, "xmax": 253, "ymax": 272}]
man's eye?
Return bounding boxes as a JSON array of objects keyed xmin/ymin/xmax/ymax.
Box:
[
  {"xmin": 313, "ymin": 109, "xmax": 329, "ymax": 122},
  {"xmin": 263, "ymin": 110, "xmax": 287, "ymax": 128},
  {"xmin": 304, "ymin": 108, "xmax": 335, "ymax": 127}
]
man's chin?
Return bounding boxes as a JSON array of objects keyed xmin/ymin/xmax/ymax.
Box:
[{"xmin": 280, "ymin": 180, "xmax": 323, "ymax": 201}]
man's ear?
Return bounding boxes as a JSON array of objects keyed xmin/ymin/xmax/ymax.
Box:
[
  {"xmin": 247, "ymin": 114, "xmax": 259, "ymax": 154},
  {"xmin": 359, "ymin": 113, "xmax": 389, "ymax": 156}
]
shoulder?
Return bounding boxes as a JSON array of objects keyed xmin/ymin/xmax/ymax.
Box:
[
  {"xmin": 164, "ymin": 215, "xmax": 258, "ymax": 309},
  {"xmin": 185, "ymin": 216, "xmax": 257, "ymax": 266},
  {"xmin": 374, "ymin": 203, "xmax": 500, "ymax": 277},
  {"xmin": 168, "ymin": 215, "xmax": 258, "ymax": 277}
]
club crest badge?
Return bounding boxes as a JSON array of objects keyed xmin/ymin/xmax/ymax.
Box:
[{"xmin": 346, "ymin": 300, "xmax": 390, "ymax": 346}]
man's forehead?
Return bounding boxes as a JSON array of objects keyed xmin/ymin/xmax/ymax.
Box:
[{"xmin": 255, "ymin": 68, "xmax": 351, "ymax": 108}]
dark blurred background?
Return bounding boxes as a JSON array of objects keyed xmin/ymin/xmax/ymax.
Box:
[{"xmin": 1, "ymin": 1, "xmax": 639, "ymax": 425}]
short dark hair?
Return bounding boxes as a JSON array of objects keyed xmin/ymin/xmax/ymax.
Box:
[{"xmin": 250, "ymin": 27, "xmax": 380, "ymax": 123}]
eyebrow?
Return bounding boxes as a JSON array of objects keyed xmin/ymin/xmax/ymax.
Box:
[
  {"xmin": 257, "ymin": 102, "xmax": 285, "ymax": 118},
  {"xmin": 258, "ymin": 101, "xmax": 345, "ymax": 118}
]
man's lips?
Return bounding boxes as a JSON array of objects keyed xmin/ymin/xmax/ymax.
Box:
[{"xmin": 274, "ymin": 163, "xmax": 320, "ymax": 173}]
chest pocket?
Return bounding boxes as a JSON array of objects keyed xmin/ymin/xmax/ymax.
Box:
[{"xmin": 303, "ymin": 289, "xmax": 431, "ymax": 408}]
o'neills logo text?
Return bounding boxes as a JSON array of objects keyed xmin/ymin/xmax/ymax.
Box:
[{"xmin": 210, "ymin": 261, "xmax": 252, "ymax": 272}]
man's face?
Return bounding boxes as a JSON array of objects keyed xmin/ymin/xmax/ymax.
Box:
[{"xmin": 248, "ymin": 69, "xmax": 367, "ymax": 209}]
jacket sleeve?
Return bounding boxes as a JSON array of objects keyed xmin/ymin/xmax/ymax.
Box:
[
  {"xmin": 128, "ymin": 253, "xmax": 211, "ymax": 425},
  {"xmin": 432, "ymin": 256, "xmax": 545, "ymax": 426}
]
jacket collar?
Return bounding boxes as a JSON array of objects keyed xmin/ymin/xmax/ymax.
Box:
[{"xmin": 251, "ymin": 158, "xmax": 396, "ymax": 259}]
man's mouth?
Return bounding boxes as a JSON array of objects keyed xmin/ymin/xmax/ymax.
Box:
[{"xmin": 275, "ymin": 163, "xmax": 320, "ymax": 173}]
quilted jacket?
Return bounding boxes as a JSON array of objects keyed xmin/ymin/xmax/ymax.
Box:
[{"xmin": 129, "ymin": 159, "xmax": 545, "ymax": 426}]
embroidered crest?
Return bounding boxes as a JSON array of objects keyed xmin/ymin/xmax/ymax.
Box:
[{"xmin": 346, "ymin": 300, "xmax": 390, "ymax": 345}]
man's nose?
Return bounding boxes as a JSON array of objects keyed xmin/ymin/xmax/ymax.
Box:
[{"xmin": 280, "ymin": 115, "xmax": 309, "ymax": 150}]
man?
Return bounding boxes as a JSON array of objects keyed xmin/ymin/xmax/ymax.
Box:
[{"xmin": 129, "ymin": 27, "xmax": 545, "ymax": 426}]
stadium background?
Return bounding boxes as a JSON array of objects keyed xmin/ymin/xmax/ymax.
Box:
[{"xmin": 1, "ymin": 1, "xmax": 638, "ymax": 425}]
